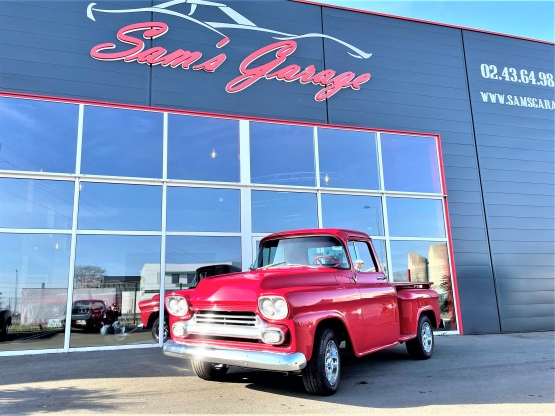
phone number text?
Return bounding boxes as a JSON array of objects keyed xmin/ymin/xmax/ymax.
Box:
[{"xmin": 480, "ymin": 64, "xmax": 554, "ymax": 87}]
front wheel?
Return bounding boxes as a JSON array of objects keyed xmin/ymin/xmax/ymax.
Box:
[
  {"xmin": 152, "ymin": 317, "xmax": 169, "ymax": 343},
  {"xmin": 191, "ymin": 360, "xmax": 229, "ymax": 381},
  {"xmin": 302, "ymin": 328, "xmax": 341, "ymax": 396},
  {"xmin": 406, "ymin": 315, "xmax": 434, "ymax": 360}
]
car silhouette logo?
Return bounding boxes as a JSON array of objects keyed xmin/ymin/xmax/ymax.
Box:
[{"xmin": 87, "ymin": 0, "xmax": 372, "ymax": 59}]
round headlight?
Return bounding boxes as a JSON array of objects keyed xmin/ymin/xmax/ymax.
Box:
[
  {"xmin": 166, "ymin": 296, "xmax": 188, "ymax": 317},
  {"xmin": 261, "ymin": 298, "xmax": 274, "ymax": 316},
  {"xmin": 274, "ymin": 298, "xmax": 288, "ymax": 319},
  {"xmin": 178, "ymin": 298, "xmax": 188, "ymax": 315},
  {"xmin": 168, "ymin": 298, "xmax": 178, "ymax": 314},
  {"xmin": 258, "ymin": 296, "xmax": 288, "ymax": 320}
]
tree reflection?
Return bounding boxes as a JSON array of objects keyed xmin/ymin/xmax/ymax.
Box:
[{"xmin": 74, "ymin": 265, "xmax": 106, "ymax": 288}]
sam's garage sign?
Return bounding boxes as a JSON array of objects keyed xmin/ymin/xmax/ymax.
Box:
[{"xmin": 87, "ymin": 0, "xmax": 372, "ymax": 101}]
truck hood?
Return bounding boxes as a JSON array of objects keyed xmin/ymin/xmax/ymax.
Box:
[{"xmin": 189, "ymin": 266, "xmax": 337, "ymax": 309}]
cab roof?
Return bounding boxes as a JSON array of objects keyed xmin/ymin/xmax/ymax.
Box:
[{"xmin": 261, "ymin": 228, "xmax": 371, "ymax": 243}]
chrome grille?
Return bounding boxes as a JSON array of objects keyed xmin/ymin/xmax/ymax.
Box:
[{"xmin": 195, "ymin": 311, "xmax": 257, "ymax": 327}]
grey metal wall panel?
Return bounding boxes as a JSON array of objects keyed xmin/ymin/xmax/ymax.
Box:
[
  {"xmin": 321, "ymin": 7, "xmax": 500, "ymax": 333},
  {"xmin": 497, "ymin": 276, "xmax": 555, "ymax": 291},
  {"xmin": 149, "ymin": 0, "xmax": 327, "ymax": 121},
  {"xmin": 0, "ymin": 1, "xmax": 151, "ymax": 104},
  {"xmin": 502, "ymin": 317, "xmax": 555, "ymax": 332},
  {"xmin": 470, "ymin": 41, "xmax": 555, "ymax": 327}
]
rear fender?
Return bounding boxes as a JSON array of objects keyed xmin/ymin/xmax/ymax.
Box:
[
  {"xmin": 293, "ymin": 311, "xmax": 356, "ymax": 361},
  {"xmin": 397, "ymin": 289, "xmax": 440, "ymax": 337}
]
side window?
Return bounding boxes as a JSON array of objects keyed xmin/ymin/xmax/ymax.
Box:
[{"xmin": 348, "ymin": 241, "xmax": 378, "ymax": 272}]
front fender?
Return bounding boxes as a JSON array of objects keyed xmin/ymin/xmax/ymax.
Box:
[{"xmin": 293, "ymin": 311, "xmax": 353, "ymax": 362}]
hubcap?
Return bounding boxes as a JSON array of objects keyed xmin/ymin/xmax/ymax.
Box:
[
  {"xmin": 324, "ymin": 340, "xmax": 339, "ymax": 385},
  {"xmin": 421, "ymin": 322, "xmax": 433, "ymax": 353}
]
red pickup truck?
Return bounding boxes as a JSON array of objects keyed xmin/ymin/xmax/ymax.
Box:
[{"xmin": 163, "ymin": 228, "xmax": 442, "ymax": 396}]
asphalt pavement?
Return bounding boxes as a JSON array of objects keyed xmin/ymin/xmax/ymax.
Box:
[{"xmin": 0, "ymin": 331, "xmax": 553, "ymax": 415}]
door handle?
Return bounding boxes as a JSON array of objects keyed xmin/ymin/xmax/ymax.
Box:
[{"xmin": 377, "ymin": 275, "xmax": 387, "ymax": 280}]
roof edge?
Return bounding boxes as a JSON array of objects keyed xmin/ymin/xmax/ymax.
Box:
[{"xmin": 292, "ymin": 0, "xmax": 555, "ymax": 46}]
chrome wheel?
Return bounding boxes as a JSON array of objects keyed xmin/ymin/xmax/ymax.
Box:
[
  {"xmin": 324, "ymin": 340, "xmax": 339, "ymax": 386},
  {"xmin": 421, "ymin": 321, "xmax": 433, "ymax": 353}
]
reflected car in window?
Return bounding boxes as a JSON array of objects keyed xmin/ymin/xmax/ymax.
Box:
[
  {"xmin": 71, "ymin": 300, "xmax": 108, "ymax": 332},
  {"xmin": 139, "ymin": 264, "xmax": 242, "ymax": 343}
]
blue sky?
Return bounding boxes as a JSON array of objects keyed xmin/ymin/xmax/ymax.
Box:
[{"xmin": 320, "ymin": 1, "xmax": 554, "ymax": 42}]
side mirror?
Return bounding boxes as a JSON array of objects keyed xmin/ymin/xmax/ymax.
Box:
[{"xmin": 354, "ymin": 259, "xmax": 365, "ymax": 272}]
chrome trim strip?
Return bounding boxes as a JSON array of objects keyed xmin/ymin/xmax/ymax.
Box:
[
  {"xmin": 187, "ymin": 322, "xmax": 261, "ymax": 339},
  {"xmin": 163, "ymin": 340, "xmax": 306, "ymax": 371}
]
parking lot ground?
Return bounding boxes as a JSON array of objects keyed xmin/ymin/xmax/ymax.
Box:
[{"xmin": 0, "ymin": 331, "xmax": 553, "ymax": 415}]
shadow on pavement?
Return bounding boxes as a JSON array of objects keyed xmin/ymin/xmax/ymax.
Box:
[{"xmin": 0, "ymin": 387, "xmax": 119, "ymax": 415}]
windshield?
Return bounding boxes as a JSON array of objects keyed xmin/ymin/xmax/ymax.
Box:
[{"xmin": 254, "ymin": 236, "xmax": 350, "ymax": 269}]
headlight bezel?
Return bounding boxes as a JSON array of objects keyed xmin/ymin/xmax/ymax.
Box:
[
  {"xmin": 166, "ymin": 295, "xmax": 189, "ymax": 317},
  {"xmin": 258, "ymin": 295, "xmax": 289, "ymax": 321}
]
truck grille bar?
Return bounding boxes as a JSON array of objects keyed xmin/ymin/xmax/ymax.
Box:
[
  {"xmin": 185, "ymin": 310, "xmax": 262, "ymax": 340},
  {"xmin": 195, "ymin": 311, "xmax": 257, "ymax": 327}
]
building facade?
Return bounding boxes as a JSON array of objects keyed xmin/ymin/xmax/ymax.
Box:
[{"xmin": 0, "ymin": 0, "xmax": 553, "ymax": 355}]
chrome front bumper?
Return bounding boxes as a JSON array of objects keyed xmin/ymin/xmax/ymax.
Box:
[{"xmin": 163, "ymin": 340, "xmax": 307, "ymax": 372}]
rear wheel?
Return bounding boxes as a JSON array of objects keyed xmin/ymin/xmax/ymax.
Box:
[
  {"xmin": 191, "ymin": 360, "xmax": 229, "ymax": 381},
  {"xmin": 302, "ymin": 328, "xmax": 340, "ymax": 396},
  {"xmin": 406, "ymin": 315, "xmax": 434, "ymax": 360}
]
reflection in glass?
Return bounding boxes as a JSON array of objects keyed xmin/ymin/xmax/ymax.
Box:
[
  {"xmin": 168, "ymin": 115, "xmax": 239, "ymax": 182},
  {"xmin": 70, "ymin": 235, "xmax": 161, "ymax": 347},
  {"xmin": 390, "ymin": 240, "xmax": 457, "ymax": 330},
  {"xmin": 167, "ymin": 187, "xmax": 240, "ymax": 232},
  {"xmin": 81, "ymin": 106, "xmax": 163, "ymax": 178},
  {"xmin": 250, "ymin": 123, "xmax": 315, "ymax": 186},
  {"xmin": 166, "ymin": 236, "xmax": 241, "ymax": 289},
  {"xmin": 387, "ymin": 197, "xmax": 445, "ymax": 237},
  {"xmin": 251, "ymin": 191, "xmax": 317, "ymax": 233},
  {"xmin": 381, "ymin": 134, "xmax": 441, "ymax": 193},
  {"xmin": 78, "ymin": 183, "xmax": 162, "ymax": 231},
  {"xmin": 0, "ymin": 178, "xmax": 74, "ymax": 229},
  {"xmin": 318, "ymin": 128, "xmax": 379, "ymax": 190},
  {"xmin": 321, "ymin": 194, "xmax": 384, "ymax": 236},
  {"xmin": 348, "ymin": 240, "xmax": 377, "ymax": 272},
  {"xmin": 372, "ymin": 240, "xmax": 387, "ymax": 276},
  {"xmin": 0, "ymin": 97, "xmax": 78, "ymax": 173},
  {"xmin": 0, "ymin": 233, "xmax": 71, "ymax": 351}
]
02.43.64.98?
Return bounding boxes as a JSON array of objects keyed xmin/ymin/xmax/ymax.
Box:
[{"xmin": 480, "ymin": 63, "xmax": 554, "ymax": 87}]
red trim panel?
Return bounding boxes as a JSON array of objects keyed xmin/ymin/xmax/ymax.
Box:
[
  {"xmin": 436, "ymin": 134, "xmax": 464, "ymax": 334},
  {"xmin": 293, "ymin": 0, "xmax": 554, "ymax": 46}
]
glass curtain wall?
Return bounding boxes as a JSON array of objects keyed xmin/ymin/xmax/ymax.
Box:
[{"xmin": 0, "ymin": 96, "xmax": 458, "ymax": 354}]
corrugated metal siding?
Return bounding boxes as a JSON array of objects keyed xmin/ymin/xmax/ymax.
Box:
[
  {"xmin": 0, "ymin": 1, "xmax": 151, "ymax": 104},
  {"xmin": 463, "ymin": 30, "xmax": 555, "ymax": 332},
  {"xmin": 150, "ymin": 0, "xmax": 327, "ymax": 122}
]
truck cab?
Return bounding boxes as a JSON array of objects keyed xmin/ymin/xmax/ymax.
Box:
[{"xmin": 163, "ymin": 228, "xmax": 441, "ymax": 396}]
